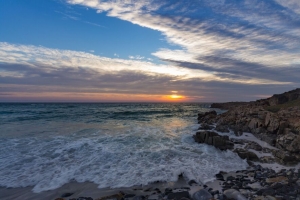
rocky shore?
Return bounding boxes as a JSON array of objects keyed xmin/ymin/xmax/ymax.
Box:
[{"xmin": 7, "ymin": 89, "xmax": 299, "ymax": 200}]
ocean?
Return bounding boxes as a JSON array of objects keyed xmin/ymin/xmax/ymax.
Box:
[{"xmin": 0, "ymin": 103, "xmax": 248, "ymax": 193}]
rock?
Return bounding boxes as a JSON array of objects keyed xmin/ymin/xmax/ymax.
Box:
[
  {"xmin": 224, "ymin": 189, "xmax": 247, "ymax": 200},
  {"xmin": 193, "ymin": 131, "xmax": 234, "ymax": 150},
  {"xmin": 259, "ymin": 156, "xmax": 276, "ymax": 163},
  {"xmin": 273, "ymin": 150, "xmax": 297, "ymax": 164},
  {"xmin": 167, "ymin": 191, "xmax": 190, "ymax": 200},
  {"xmin": 199, "ymin": 123, "xmax": 214, "ymax": 130},
  {"xmin": 244, "ymin": 142, "xmax": 262, "ymax": 151},
  {"xmin": 215, "ymin": 124, "xmax": 230, "ymax": 133},
  {"xmin": 124, "ymin": 194, "xmax": 136, "ymax": 198},
  {"xmin": 97, "ymin": 193, "xmax": 123, "ymax": 200},
  {"xmin": 233, "ymin": 149, "xmax": 259, "ymax": 161},
  {"xmin": 247, "ymin": 182, "xmax": 262, "ymax": 190},
  {"xmin": 198, "ymin": 111, "xmax": 217, "ymax": 123},
  {"xmin": 192, "ymin": 189, "xmax": 212, "ymax": 200},
  {"xmin": 188, "ymin": 180, "xmax": 198, "ymax": 186},
  {"xmin": 266, "ymin": 176, "xmax": 288, "ymax": 184},
  {"xmin": 215, "ymin": 173, "xmax": 224, "ymax": 181},
  {"xmin": 61, "ymin": 193, "xmax": 73, "ymax": 198},
  {"xmin": 132, "ymin": 196, "xmax": 145, "ymax": 200},
  {"xmin": 248, "ymin": 118, "xmax": 261, "ymax": 130}
]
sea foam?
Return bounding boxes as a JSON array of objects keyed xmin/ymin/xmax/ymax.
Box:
[{"xmin": 0, "ymin": 119, "xmax": 248, "ymax": 193}]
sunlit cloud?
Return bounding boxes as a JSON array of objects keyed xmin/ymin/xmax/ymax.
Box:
[{"xmin": 65, "ymin": 0, "xmax": 300, "ymax": 86}]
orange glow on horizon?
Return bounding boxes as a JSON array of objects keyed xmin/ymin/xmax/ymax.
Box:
[
  {"xmin": 170, "ymin": 94, "xmax": 184, "ymax": 99},
  {"xmin": 2, "ymin": 91, "xmax": 190, "ymax": 102}
]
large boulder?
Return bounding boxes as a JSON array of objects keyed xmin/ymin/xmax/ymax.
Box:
[
  {"xmin": 276, "ymin": 133, "xmax": 300, "ymax": 153},
  {"xmin": 193, "ymin": 131, "xmax": 234, "ymax": 150},
  {"xmin": 233, "ymin": 149, "xmax": 259, "ymax": 161}
]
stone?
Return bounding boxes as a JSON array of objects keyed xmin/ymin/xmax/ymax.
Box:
[
  {"xmin": 192, "ymin": 189, "xmax": 212, "ymax": 200},
  {"xmin": 244, "ymin": 142, "xmax": 263, "ymax": 151},
  {"xmin": 61, "ymin": 193, "xmax": 73, "ymax": 198},
  {"xmin": 273, "ymin": 150, "xmax": 297, "ymax": 164},
  {"xmin": 247, "ymin": 182, "xmax": 262, "ymax": 190},
  {"xmin": 167, "ymin": 191, "xmax": 190, "ymax": 200},
  {"xmin": 259, "ymin": 156, "xmax": 276, "ymax": 163},
  {"xmin": 266, "ymin": 176, "xmax": 288, "ymax": 184},
  {"xmin": 193, "ymin": 131, "xmax": 234, "ymax": 150},
  {"xmin": 234, "ymin": 149, "xmax": 259, "ymax": 161},
  {"xmin": 224, "ymin": 189, "xmax": 247, "ymax": 200},
  {"xmin": 199, "ymin": 123, "xmax": 214, "ymax": 130},
  {"xmin": 132, "ymin": 196, "xmax": 145, "ymax": 200},
  {"xmin": 215, "ymin": 124, "xmax": 230, "ymax": 133}
]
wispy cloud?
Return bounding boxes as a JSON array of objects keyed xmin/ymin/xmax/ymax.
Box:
[
  {"xmin": 55, "ymin": 10, "xmax": 105, "ymax": 28},
  {"xmin": 65, "ymin": 0, "xmax": 300, "ymax": 86}
]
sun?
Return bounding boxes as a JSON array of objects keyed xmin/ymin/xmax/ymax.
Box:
[{"xmin": 170, "ymin": 94, "xmax": 183, "ymax": 99}]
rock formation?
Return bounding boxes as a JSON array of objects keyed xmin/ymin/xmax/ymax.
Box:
[{"xmin": 196, "ymin": 88, "xmax": 300, "ymax": 165}]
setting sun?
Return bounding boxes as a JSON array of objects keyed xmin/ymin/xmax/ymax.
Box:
[{"xmin": 170, "ymin": 94, "xmax": 183, "ymax": 99}]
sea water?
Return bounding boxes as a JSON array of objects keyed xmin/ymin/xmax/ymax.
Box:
[{"xmin": 0, "ymin": 103, "xmax": 248, "ymax": 193}]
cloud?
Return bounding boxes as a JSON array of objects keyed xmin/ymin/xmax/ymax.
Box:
[
  {"xmin": 1, "ymin": 41, "xmax": 296, "ymax": 102},
  {"xmin": 65, "ymin": 0, "xmax": 300, "ymax": 86}
]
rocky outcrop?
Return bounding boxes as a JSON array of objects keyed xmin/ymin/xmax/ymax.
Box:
[
  {"xmin": 197, "ymin": 110, "xmax": 217, "ymax": 124},
  {"xmin": 197, "ymin": 88, "xmax": 300, "ymax": 165},
  {"xmin": 233, "ymin": 149, "xmax": 259, "ymax": 162},
  {"xmin": 193, "ymin": 131, "xmax": 234, "ymax": 150}
]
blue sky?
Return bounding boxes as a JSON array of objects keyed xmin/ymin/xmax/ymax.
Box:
[{"xmin": 0, "ymin": 0, "xmax": 300, "ymax": 102}]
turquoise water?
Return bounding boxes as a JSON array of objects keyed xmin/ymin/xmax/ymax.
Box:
[{"xmin": 0, "ymin": 103, "xmax": 247, "ymax": 192}]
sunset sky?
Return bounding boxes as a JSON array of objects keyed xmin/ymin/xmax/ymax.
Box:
[{"xmin": 1, "ymin": 0, "xmax": 300, "ymax": 102}]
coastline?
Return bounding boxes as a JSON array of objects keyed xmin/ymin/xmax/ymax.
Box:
[
  {"xmin": 1, "ymin": 130, "xmax": 299, "ymax": 200},
  {"xmin": 1, "ymin": 89, "xmax": 299, "ymax": 200}
]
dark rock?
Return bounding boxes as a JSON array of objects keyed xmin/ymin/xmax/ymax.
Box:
[
  {"xmin": 132, "ymin": 196, "xmax": 145, "ymax": 200},
  {"xmin": 61, "ymin": 192, "xmax": 73, "ymax": 198},
  {"xmin": 244, "ymin": 142, "xmax": 263, "ymax": 151},
  {"xmin": 167, "ymin": 191, "xmax": 190, "ymax": 200},
  {"xmin": 193, "ymin": 131, "xmax": 234, "ymax": 150},
  {"xmin": 256, "ymin": 188, "xmax": 275, "ymax": 196},
  {"xmin": 124, "ymin": 194, "xmax": 136, "ymax": 198},
  {"xmin": 273, "ymin": 150, "xmax": 297, "ymax": 164},
  {"xmin": 77, "ymin": 197, "xmax": 93, "ymax": 200},
  {"xmin": 215, "ymin": 173, "xmax": 224, "ymax": 181},
  {"xmin": 188, "ymin": 180, "xmax": 197, "ymax": 186},
  {"xmin": 233, "ymin": 148, "xmax": 259, "ymax": 161},
  {"xmin": 215, "ymin": 124, "xmax": 230, "ymax": 133},
  {"xmin": 197, "ymin": 110, "xmax": 217, "ymax": 123},
  {"xmin": 199, "ymin": 123, "xmax": 214, "ymax": 130},
  {"xmin": 192, "ymin": 189, "xmax": 212, "ymax": 200}
]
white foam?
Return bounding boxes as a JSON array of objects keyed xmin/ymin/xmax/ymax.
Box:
[{"xmin": 0, "ymin": 119, "xmax": 248, "ymax": 193}]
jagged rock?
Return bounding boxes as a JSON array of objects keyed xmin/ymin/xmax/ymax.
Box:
[
  {"xmin": 192, "ymin": 189, "xmax": 212, "ymax": 200},
  {"xmin": 233, "ymin": 149, "xmax": 259, "ymax": 161},
  {"xmin": 244, "ymin": 142, "xmax": 262, "ymax": 151},
  {"xmin": 215, "ymin": 124, "xmax": 230, "ymax": 132},
  {"xmin": 259, "ymin": 156, "xmax": 276, "ymax": 163},
  {"xmin": 193, "ymin": 131, "xmax": 234, "ymax": 150},
  {"xmin": 273, "ymin": 150, "xmax": 297, "ymax": 164},
  {"xmin": 197, "ymin": 111, "xmax": 217, "ymax": 124},
  {"xmin": 198, "ymin": 123, "xmax": 214, "ymax": 130},
  {"xmin": 277, "ymin": 133, "xmax": 300, "ymax": 153}
]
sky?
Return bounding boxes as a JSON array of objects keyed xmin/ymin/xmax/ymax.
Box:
[{"xmin": 0, "ymin": 0, "xmax": 300, "ymax": 102}]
